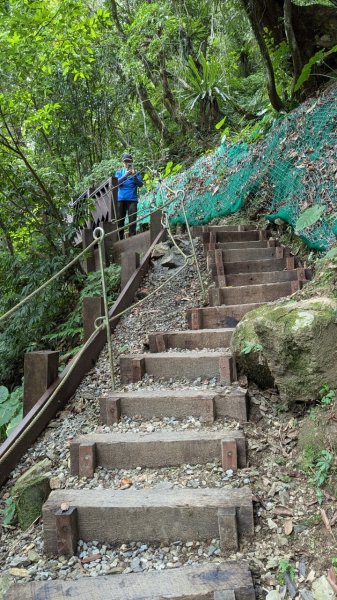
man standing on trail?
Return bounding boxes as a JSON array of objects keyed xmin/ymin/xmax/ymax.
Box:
[{"xmin": 115, "ymin": 153, "xmax": 143, "ymax": 239}]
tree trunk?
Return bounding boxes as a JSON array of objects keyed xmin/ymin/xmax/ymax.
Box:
[
  {"xmin": 241, "ymin": 0, "xmax": 284, "ymax": 111},
  {"xmin": 137, "ymin": 84, "xmax": 171, "ymax": 141}
]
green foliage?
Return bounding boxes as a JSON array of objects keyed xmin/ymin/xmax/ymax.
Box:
[
  {"xmin": 143, "ymin": 161, "xmax": 182, "ymax": 191},
  {"xmin": 241, "ymin": 341, "xmax": 263, "ymax": 354},
  {"xmin": 294, "ymin": 44, "xmax": 337, "ymax": 92},
  {"xmin": 43, "ymin": 264, "xmax": 121, "ymax": 356},
  {"xmin": 277, "ymin": 559, "xmax": 296, "ymax": 585},
  {"xmin": 308, "ymin": 449, "xmax": 334, "ymax": 503},
  {"xmin": 3, "ymin": 497, "xmax": 16, "ymax": 526},
  {"xmin": 294, "ymin": 205, "xmax": 325, "ymax": 234},
  {"xmin": 0, "ymin": 385, "xmax": 23, "ymax": 441},
  {"xmin": 319, "ymin": 384, "xmax": 336, "ymax": 406}
]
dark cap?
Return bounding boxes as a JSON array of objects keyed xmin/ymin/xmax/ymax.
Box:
[{"xmin": 122, "ymin": 153, "xmax": 133, "ymax": 162}]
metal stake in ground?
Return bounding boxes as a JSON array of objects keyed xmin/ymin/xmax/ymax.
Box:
[{"xmin": 93, "ymin": 227, "xmax": 115, "ymax": 391}]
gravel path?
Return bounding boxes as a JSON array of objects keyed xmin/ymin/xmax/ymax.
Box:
[{"xmin": 1, "ymin": 235, "xmax": 336, "ymax": 599}]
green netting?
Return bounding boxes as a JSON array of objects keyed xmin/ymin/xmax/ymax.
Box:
[{"xmin": 139, "ymin": 85, "xmax": 337, "ymax": 251}]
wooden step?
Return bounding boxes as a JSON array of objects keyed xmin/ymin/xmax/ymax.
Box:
[
  {"xmin": 43, "ymin": 487, "xmax": 254, "ymax": 555},
  {"xmin": 4, "ymin": 561, "xmax": 256, "ymax": 600},
  {"xmin": 224, "ymin": 269, "xmax": 303, "ymax": 287},
  {"xmin": 187, "ymin": 303, "xmax": 266, "ymax": 329},
  {"xmin": 148, "ymin": 328, "xmax": 234, "ymax": 352},
  {"xmin": 212, "ymin": 257, "xmax": 288, "ymax": 275},
  {"xmin": 204, "ymin": 230, "xmax": 261, "ymax": 244},
  {"xmin": 209, "ymin": 281, "xmax": 300, "ymax": 306},
  {"xmin": 209, "ymin": 240, "xmax": 270, "ymax": 250},
  {"xmin": 119, "ymin": 351, "xmax": 236, "ymax": 385},
  {"xmin": 70, "ymin": 430, "xmax": 247, "ymax": 477},
  {"xmin": 100, "ymin": 387, "xmax": 248, "ymax": 423},
  {"xmin": 208, "ymin": 246, "xmax": 282, "ymax": 264}
]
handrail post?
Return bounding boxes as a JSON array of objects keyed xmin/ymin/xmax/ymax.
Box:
[{"xmin": 93, "ymin": 227, "xmax": 115, "ymax": 391}]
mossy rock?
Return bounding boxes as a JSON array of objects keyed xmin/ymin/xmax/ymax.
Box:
[
  {"xmin": 12, "ymin": 459, "xmax": 51, "ymax": 530},
  {"xmin": 231, "ymin": 297, "xmax": 337, "ymax": 403}
]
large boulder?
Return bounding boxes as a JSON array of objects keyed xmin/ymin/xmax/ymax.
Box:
[{"xmin": 231, "ymin": 297, "xmax": 337, "ymax": 403}]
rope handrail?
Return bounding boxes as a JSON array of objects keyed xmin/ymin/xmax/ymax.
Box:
[
  {"xmin": 0, "ymin": 190, "xmax": 182, "ymax": 324},
  {"xmin": 0, "ymin": 249, "xmax": 190, "ymax": 465}
]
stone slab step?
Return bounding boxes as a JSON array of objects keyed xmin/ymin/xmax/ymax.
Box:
[
  {"xmin": 70, "ymin": 430, "xmax": 247, "ymax": 477},
  {"xmin": 119, "ymin": 351, "xmax": 236, "ymax": 385},
  {"xmin": 224, "ymin": 269, "xmax": 302, "ymax": 287},
  {"xmin": 211, "ymin": 257, "xmax": 288, "ymax": 275},
  {"xmin": 187, "ymin": 303, "xmax": 265, "ymax": 329},
  {"xmin": 209, "ymin": 281, "xmax": 300, "ymax": 306},
  {"xmin": 4, "ymin": 561, "xmax": 256, "ymax": 600},
  {"xmin": 43, "ymin": 487, "xmax": 254, "ymax": 555},
  {"xmin": 148, "ymin": 328, "xmax": 234, "ymax": 352},
  {"xmin": 100, "ymin": 387, "xmax": 248, "ymax": 423}
]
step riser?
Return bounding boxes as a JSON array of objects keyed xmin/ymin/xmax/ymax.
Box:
[
  {"xmin": 43, "ymin": 488, "xmax": 254, "ymax": 556},
  {"xmin": 203, "ymin": 231, "xmax": 261, "ymax": 243},
  {"xmin": 187, "ymin": 304, "xmax": 265, "ymax": 329},
  {"xmin": 193, "ymin": 224, "xmax": 258, "ymax": 234},
  {"xmin": 208, "ymin": 247, "xmax": 283, "ymax": 263},
  {"xmin": 4, "ymin": 563, "xmax": 256, "ymax": 600},
  {"xmin": 70, "ymin": 432, "xmax": 247, "ymax": 475},
  {"xmin": 207, "ymin": 240, "xmax": 271, "ymax": 250},
  {"xmin": 211, "ymin": 258, "xmax": 288, "ymax": 275},
  {"xmin": 209, "ymin": 282, "xmax": 300, "ymax": 306},
  {"xmin": 100, "ymin": 390, "xmax": 248, "ymax": 423},
  {"xmin": 148, "ymin": 329, "xmax": 234, "ymax": 352},
  {"xmin": 119, "ymin": 354, "xmax": 236, "ymax": 385},
  {"xmin": 224, "ymin": 269, "xmax": 301, "ymax": 287}
]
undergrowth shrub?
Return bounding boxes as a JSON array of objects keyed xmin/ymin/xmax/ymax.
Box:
[{"xmin": 0, "ymin": 249, "xmax": 120, "ymax": 388}]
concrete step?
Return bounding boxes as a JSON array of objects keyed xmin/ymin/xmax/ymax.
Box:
[
  {"xmin": 4, "ymin": 561, "xmax": 256, "ymax": 600},
  {"xmin": 119, "ymin": 351, "xmax": 236, "ymax": 385},
  {"xmin": 225, "ymin": 269, "xmax": 302, "ymax": 287},
  {"xmin": 43, "ymin": 487, "xmax": 254, "ymax": 555},
  {"xmin": 148, "ymin": 328, "xmax": 234, "ymax": 352},
  {"xmin": 70, "ymin": 430, "xmax": 247, "ymax": 477},
  {"xmin": 99, "ymin": 387, "xmax": 248, "ymax": 423},
  {"xmin": 211, "ymin": 257, "xmax": 288, "ymax": 275},
  {"xmin": 187, "ymin": 303, "xmax": 266, "ymax": 329},
  {"xmin": 209, "ymin": 281, "xmax": 300, "ymax": 306}
]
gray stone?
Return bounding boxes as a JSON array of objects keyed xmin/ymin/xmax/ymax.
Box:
[
  {"xmin": 231, "ymin": 297, "xmax": 337, "ymax": 403},
  {"xmin": 312, "ymin": 575, "xmax": 335, "ymax": 600}
]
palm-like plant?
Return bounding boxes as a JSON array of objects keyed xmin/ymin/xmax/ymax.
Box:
[{"xmin": 181, "ymin": 52, "xmax": 228, "ymax": 130}]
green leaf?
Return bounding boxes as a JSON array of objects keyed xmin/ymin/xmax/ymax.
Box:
[
  {"xmin": 0, "ymin": 386, "xmax": 9, "ymax": 403},
  {"xmin": 294, "ymin": 205, "xmax": 325, "ymax": 233},
  {"xmin": 3, "ymin": 497, "xmax": 16, "ymax": 526},
  {"xmin": 325, "ymin": 247, "xmax": 337, "ymax": 259},
  {"xmin": 6, "ymin": 407, "xmax": 23, "ymax": 437},
  {"xmin": 215, "ymin": 116, "xmax": 227, "ymax": 130}
]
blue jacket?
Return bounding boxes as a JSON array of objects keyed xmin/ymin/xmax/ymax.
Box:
[{"xmin": 115, "ymin": 169, "xmax": 143, "ymax": 201}]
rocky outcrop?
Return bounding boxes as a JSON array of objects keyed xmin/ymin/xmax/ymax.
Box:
[{"xmin": 231, "ymin": 297, "xmax": 337, "ymax": 403}]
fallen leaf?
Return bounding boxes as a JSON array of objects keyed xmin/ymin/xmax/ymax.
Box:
[
  {"xmin": 284, "ymin": 518, "xmax": 293, "ymax": 535},
  {"xmin": 274, "ymin": 506, "xmax": 293, "ymax": 516},
  {"xmin": 320, "ymin": 508, "xmax": 333, "ymax": 535},
  {"xmin": 9, "ymin": 568, "xmax": 30, "ymax": 577},
  {"xmin": 82, "ymin": 554, "xmax": 102, "ymax": 563},
  {"xmin": 327, "ymin": 567, "xmax": 337, "ymax": 593},
  {"xmin": 60, "ymin": 502, "xmax": 69, "ymax": 512}
]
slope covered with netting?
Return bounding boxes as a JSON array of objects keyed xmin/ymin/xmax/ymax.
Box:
[{"xmin": 139, "ymin": 83, "xmax": 337, "ymax": 251}]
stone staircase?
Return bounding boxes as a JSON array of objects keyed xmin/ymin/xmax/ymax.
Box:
[{"xmin": 7, "ymin": 225, "xmax": 310, "ymax": 600}]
